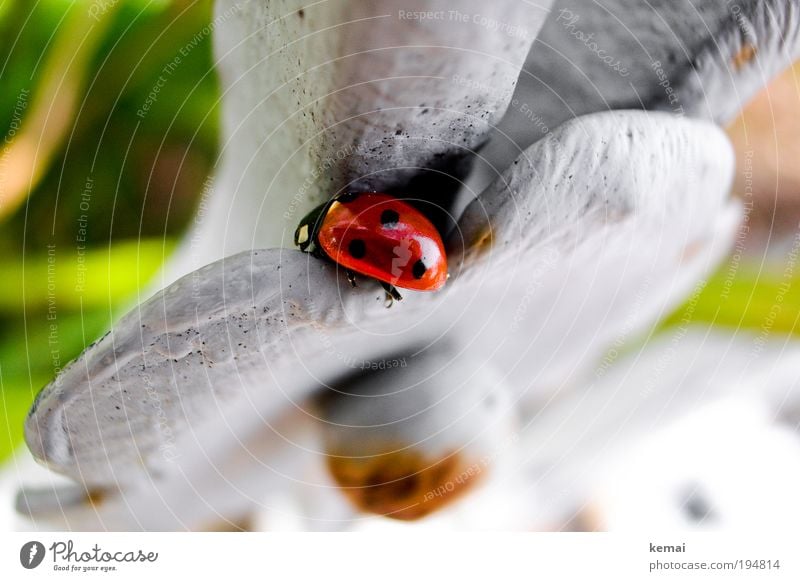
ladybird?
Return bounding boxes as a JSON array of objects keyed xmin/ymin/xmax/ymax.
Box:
[{"xmin": 294, "ymin": 192, "xmax": 448, "ymax": 304}]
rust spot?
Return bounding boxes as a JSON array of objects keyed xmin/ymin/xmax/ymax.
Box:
[
  {"xmin": 471, "ymin": 225, "xmax": 494, "ymax": 253},
  {"xmin": 731, "ymin": 43, "xmax": 757, "ymax": 71},
  {"xmin": 85, "ymin": 488, "xmax": 106, "ymax": 508},
  {"xmin": 680, "ymin": 238, "xmax": 706, "ymax": 263},
  {"xmin": 559, "ymin": 504, "xmax": 604, "ymax": 532},
  {"xmin": 198, "ymin": 517, "xmax": 252, "ymax": 532},
  {"xmin": 327, "ymin": 448, "xmax": 483, "ymax": 520},
  {"xmin": 297, "ymin": 9, "xmax": 305, "ymax": 18}
]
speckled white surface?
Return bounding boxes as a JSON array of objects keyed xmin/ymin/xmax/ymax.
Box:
[
  {"xmin": 448, "ymin": 111, "xmax": 740, "ymax": 404},
  {"xmin": 519, "ymin": 330, "xmax": 800, "ymax": 530},
  {"xmin": 476, "ymin": 0, "xmax": 800, "ymax": 189},
  {"xmin": 162, "ymin": 0, "xmax": 550, "ymax": 285},
  {"xmin": 19, "ymin": 110, "xmax": 741, "ymax": 530}
]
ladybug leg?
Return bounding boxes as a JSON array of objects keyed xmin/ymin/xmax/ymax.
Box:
[
  {"xmin": 380, "ymin": 282, "xmax": 403, "ymax": 307},
  {"xmin": 346, "ymin": 269, "xmax": 357, "ymax": 288}
]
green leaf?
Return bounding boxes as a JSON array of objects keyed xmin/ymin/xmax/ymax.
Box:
[
  {"xmin": 663, "ymin": 261, "xmax": 800, "ymax": 336},
  {"xmin": 0, "ymin": 238, "xmax": 174, "ymax": 313}
]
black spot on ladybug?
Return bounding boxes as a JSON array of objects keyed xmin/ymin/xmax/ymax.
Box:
[
  {"xmin": 348, "ymin": 239, "xmax": 367, "ymax": 259},
  {"xmin": 412, "ymin": 260, "xmax": 427, "ymax": 279},
  {"xmin": 380, "ymin": 209, "xmax": 399, "ymax": 226}
]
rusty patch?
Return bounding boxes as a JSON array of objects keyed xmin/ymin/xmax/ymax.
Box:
[
  {"xmin": 327, "ymin": 448, "xmax": 483, "ymax": 520},
  {"xmin": 471, "ymin": 226, "xmax": 494, "ymax": 253},
  {"xmin": 198, "ymin": 516, "xmax": 252, "ymax": 532},
  {"xmin": 731, "ymin": 43, "xmax": 758, "ymax": 71},
  {"xmin": 84, "ymin": 488, "xmax": 106, "ymax": 508},
  {"xmin": 559, "ymin": 503, "xmax": 604, "ymax": 532},
  {"xmin": 679, "ymin": 238, "xmax": 706, "ymax": 263}
]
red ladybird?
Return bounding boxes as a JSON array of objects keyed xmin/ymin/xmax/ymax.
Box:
[{"xmin": 294, "ymin": 192, "xmax": 448, "ymax": 303}]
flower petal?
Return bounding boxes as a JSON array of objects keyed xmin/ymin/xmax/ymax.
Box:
[
  {"xmin": 21, "ymin": 110, "xmax": 738, "ymax": 528},
  {"xmin": 523, "ymin": 330, "xmax": 800, "ymax": 530},
  {"xmin": 17, "ymin": 406, "xmax": 354, "ymax": 531},
  {"xmin": 318, "ymin": 344, "xmax": 517, "ymax": 521},
  {"xmin": 447, "ymin": 111, "xmax": 739, "ymax": 402},
  {"xmin": 479, "ymin": 0, "xmax": 800, "ymax": 176},
  {"xmin": 23, "ymin": 250, "xmax": 449, "ymax": 493},
  {"xmin": 454, "ymin": 112, "xmax": 735, "ymax": 265},
  {"xmin": 169, "ymin": 0, "xmax": 550, "ymax": 283}
]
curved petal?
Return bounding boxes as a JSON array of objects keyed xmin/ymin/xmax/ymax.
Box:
[
  {"xmin": 20, "ymin": 110, "xmax": 738, "ymax": 529},
  {"xmin": 24, "ymin": 250, "xmax": 452, "ymax": 492},
  {"xmin": 448, "ymin": 111, "xmax": 739, "ymax": 403},
  {"xmin": 342, "ymin": 332, "xmax": 800, "ymax": 531},
  {"xmin": 476, "ymin": 0, "xmax": 800, "ymax": 183},
  {"xmin": 165, "ymin": 0, "xmax": 550, "ymax": 284},
  {"xmin": 454, "ymin": 111, "xmax": 734, "ymax": 266},
  {"xmin": 318, "ymin": 344, "xmax": 517, "ymax": 521},
  {"xmin": 17, "ymin": 406, "xmax": 354, "ymax": 531}
]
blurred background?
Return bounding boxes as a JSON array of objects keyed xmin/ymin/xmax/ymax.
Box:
[
  {"xmin": 1, "ymin": 0, "xmax": 799, "ymax": 476},
  {"xmin": 0, "ymin": 0, "xmax": 218, "ymax": 461}
]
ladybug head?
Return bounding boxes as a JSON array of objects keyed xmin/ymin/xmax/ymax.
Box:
[{"xmin": 294, "ymin": 201, "xmax": 329, "ymax": 254}]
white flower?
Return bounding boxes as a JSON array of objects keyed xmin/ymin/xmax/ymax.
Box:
[{"xmin": 9, "ymin": 0, "xmax": 800, "ymax": 531}]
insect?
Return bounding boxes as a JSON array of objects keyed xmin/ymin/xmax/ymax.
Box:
[{"xmin": 294, "ymin": 192, "xmax": 448, "ymax": 305}]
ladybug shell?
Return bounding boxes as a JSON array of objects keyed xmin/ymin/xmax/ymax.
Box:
[{"xmin": 317, "ymin": 193, "xmax": 447, "ymax": 291}]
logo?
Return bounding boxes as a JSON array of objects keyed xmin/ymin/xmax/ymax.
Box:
[
  {"xmin": 391, "ymin": 238, "xmax": 413, "ymax": 281},
  {"xmin": 20, "ymin": 541, "xmax": 46, "ymax": 569}
]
